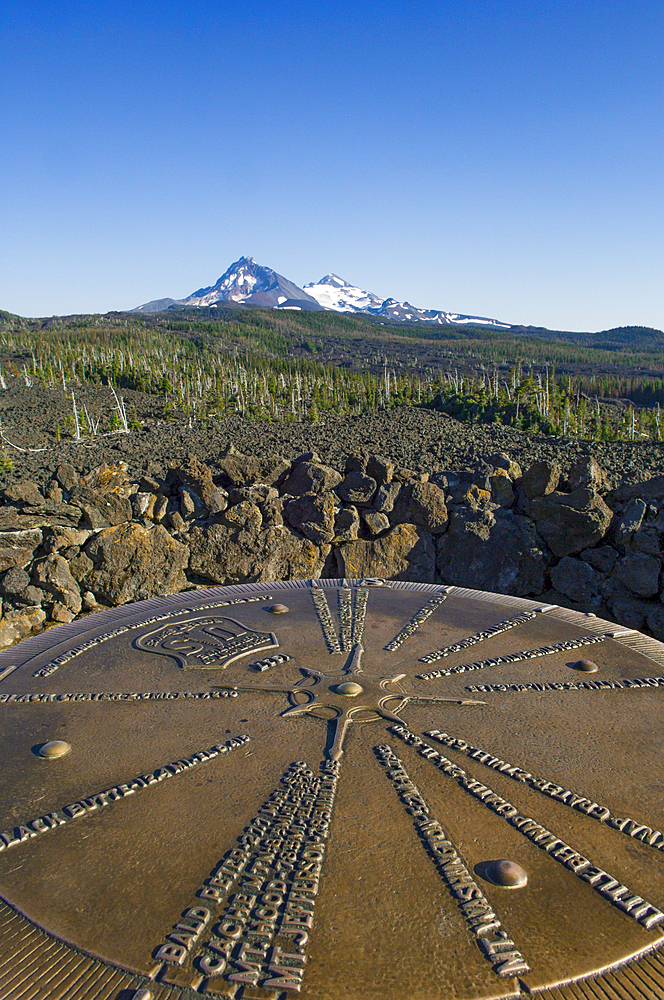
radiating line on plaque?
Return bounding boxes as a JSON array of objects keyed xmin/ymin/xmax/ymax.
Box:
[
  {"xmin": 149, "ymin": 757, "xmax": 341, "ymax": 994},
  {"xmin": 351, "ymin": 587, "xmax": 368, "ymax": 646},
  {"xmin": 424, "ymin": 728, "xmax": 664, "ymax": 855},
  {"xmin": 0, "ymin": 689, "xmax": 239, "ymax": 705},
  {"xmin": 374, "ymin": 742, "xmax": 529, "ymax": 979},
  {"xmin": 418, "ymin": 631, "xmax": 622, "ymax": 680},
  {"xmin": 0, "ymin": 736, "xmax": 249, "ymax": 856},
  {"xmin": 463, "ymin": 675, "xmax": 664, "ymax": 695},
  {"xmin": 389, "ymin": 724, "xmax": 664, "ymax": 931},
  {"xmin": 384, "ymin": 593, "xmax": 449, "ymax": 651},
  {"xmin": 418, "ymin": 610, "xmax": 538, "ymax": 664},
  {"xmin": 311, "ymin": 588, "xmax": 341, "ymax": 654}
]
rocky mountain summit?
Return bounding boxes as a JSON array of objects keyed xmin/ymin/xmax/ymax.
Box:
[
  {"xmin": 2, "ymin": 446, "xmax": 664, "ymax": 649},
  {"xmin": 135, "ymin": 256, "xmax": 321, "ymax": 313}
]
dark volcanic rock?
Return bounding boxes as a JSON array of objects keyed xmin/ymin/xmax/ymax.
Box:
[
  {"xmin": 436, "ymin": 508, "xmax": 547, "ymax": 596},
  {"xmin": 530, "ymin": 488, "xmax": 612, "ymax": 557},
  {"xmin": 550, "ymin": 557, "xmax": 599, "ymax": 604},
  {"xmin": 3, "ymin": 481, "xmax": 45, "ymax": 506},
  {"xmin": 166, "ymin": 453, "xmax": 227, "ymax": 516},
  {"xmin": 519, "ymin": 461, "xmax": 561, "ymax": 500},
  {"xmin": 284, "ymin": 491, "xmax": 337, "ymax": 545},
  {"xmin": 335, "ymin": 471, "xmax": 377, "ymax": 506},
  {"xmin": 334, "ymin": 506, "xmax": 360, "ymax": 542},
  {"xmin": 32, "ymin": 553, "xmax": 82, "ymax": 613},
  {"xmin": 613, "ymin": 552, "xmax": 661, "ymax": 598},
  {"xmin": 607, "ymin": 475, "xmax": 664, "ymax": 506},
  {"xmin": 216, "ymin": 447, "xmax": 290, "ymax": 488},
  {"xmin": 70, "ymin": 486, "xmax": 132, "ymax": 529},
  {"xmin": 281, "ymin": 461, "xmax": 342, "ymax": 496},
  {"xmin": 0, "ymin": 528, "xmax": 43, "ymax": 573},
  {"xmin": 392, "ymin": 481, "xmax": 448, "ymax": 535},
  {"xmin": 567, "ymin": 457, "xmax": 609, "ymax": 493},
  {"xmin": 366, "ymin": 455, "xmax": 394, "ymax": 485}
]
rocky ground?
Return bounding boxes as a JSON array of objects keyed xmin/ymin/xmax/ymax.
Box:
[
  {"xmin": 0, "ymin": 408, "xmax": 664, "ymax": 651},
  {"xmin": 3, "ymin": 403, "xmax": 664, "ymax": 489}
]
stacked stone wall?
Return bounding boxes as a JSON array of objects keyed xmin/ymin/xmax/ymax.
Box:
[{"xmin": 2, "ymin": 449, "xmax": 664, "ymax": 647}]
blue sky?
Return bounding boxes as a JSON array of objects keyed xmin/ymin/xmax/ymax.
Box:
[{"xmin": 1, "ymin": 0, "xmax": 662, "ymax": 330}]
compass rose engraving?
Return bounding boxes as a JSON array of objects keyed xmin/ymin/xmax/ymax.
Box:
[{"xmin": 214, "ymin": 642, "xmax": 484, "ymax": 760}]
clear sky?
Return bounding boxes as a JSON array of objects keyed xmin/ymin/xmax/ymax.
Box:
[{"xmin": 1, "ymin": 0, "xmax": 662, "ymax": 331}]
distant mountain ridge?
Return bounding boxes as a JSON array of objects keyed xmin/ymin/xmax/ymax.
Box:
[{"xmin": 134, "ymin": 255, "xmax": 511, "ymax": 327}]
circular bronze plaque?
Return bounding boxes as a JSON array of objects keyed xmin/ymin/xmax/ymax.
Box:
[{"xmin": 1, "ymin": 579, "xmax": 663, "ymax": 1000}]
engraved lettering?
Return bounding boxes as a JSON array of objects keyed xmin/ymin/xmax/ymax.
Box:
[
  {"xmin": 392, "ymin": 725, "xmax": 664, "ymax": 930},
  {"xmin": 419, "ymin": 632, "xmax": 616, "ymax": 679},
  {"xmin": 424, "ymin": 729, "xmax": 664, "ymax": 855},
  {"xmin": 375, "ymin": 744, "xmax": 529, "ymax": 978}
]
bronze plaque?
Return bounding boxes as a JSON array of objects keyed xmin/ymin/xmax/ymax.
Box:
[{"xmin": 0, "ymin": 579, "xmax": 663, "ymax": 1000}]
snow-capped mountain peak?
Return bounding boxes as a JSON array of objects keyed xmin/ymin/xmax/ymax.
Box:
[
  {"xmin": 181, "ymin": 256, "xmax": 320, "ymax": 310},
  {"xmin": 134, "ymin": 257, "xmax": 511, "ymax": 327},
  {"xmin": 303, "ymin": 275, "xmax": 386, "ymax": 313}
]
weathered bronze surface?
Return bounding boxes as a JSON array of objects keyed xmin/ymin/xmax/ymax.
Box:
[{"xmin": 0, "ymin": 579, "xmax": 663, "ymax": 999}]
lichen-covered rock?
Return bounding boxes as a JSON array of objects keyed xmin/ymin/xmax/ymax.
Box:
[
  {"xmin": 0, "ymin": 504, "xmax": 81, "ymax": 530},
  {"xmin": 31, "ymin": 554, "xmax": 82, "ymax": 613},
  {"xmin": 530, "ymin": 488, "xmax": 612, "ymax": 557},
  {"xmin": 335, "ymin": 524, "xmax": 436, "ymax": 583},
  {"xmin": 437, "ymin": 508, "xmax": 546, "ymax": 595},
  {"xmin": 0, "ymin": 605, "xmax": 46, "ymax": 646},
  {"xmin": 69, "ymin": 485, "xmax": 132, "ymax": 529},
  {"xmin": 131, "ymin": 493, "xmax": 155, "ymax": 518},
  {"xmin": 487, "ymin": 452, "xmax": 522, "ymax": 480},
  {"xmin": 228, "ymin": 485, "xmax": 279, "ymax": 506},
  {"xmin": 68, "ymin": 551, "xmax": 94, "ymax": 583},
  {"xmin": 51, "ymin": 603, "xmax": 76, "ymax": 623},
  {"xmin": 260, "ymin": 498, "xmax": 284, "ymax": 528},
  {"xmin": 80, "ymin": 462, "xmax": 133, "ymax": 497},
  {"xmin": 280, "ymin": 461, "xmax": 342, "ymax": 497},
  {"xmin": 43, "ymin": 526, "xmax": 92, "ymax": 553},
  {"xmin": 188, "ymin": 522, "xmax": 327, "ymax": 584},
  {"xmin": 83, "ymin": 523, "xmax": 189, "ymax": 605},
  {"xmin": 490, "ymin": 470, "xmax": 515, "ymax": 508},
  {"xmin": 284, "ymin": 492, "xmax": 337, "ymax": 544},
  {"xmin": 223, "ymin": 501, "xmax": 262, "ymax": 533}
]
